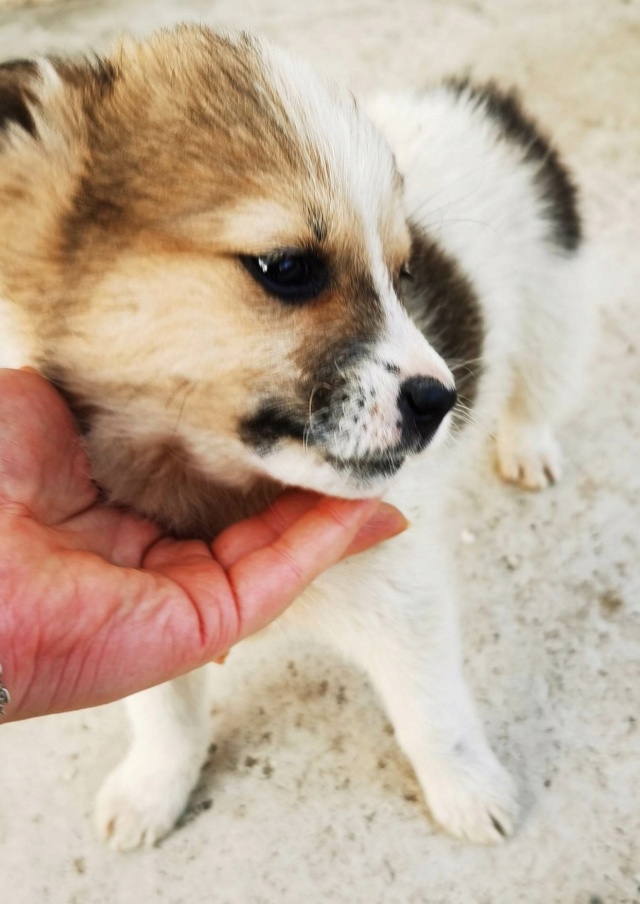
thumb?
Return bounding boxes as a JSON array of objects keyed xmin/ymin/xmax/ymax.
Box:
[
  {"xmin": 228, "ymin": 495, "xmax": 402, "ymax": 640},
  {"xmin": 0, "ymin": 369, "xmax": 96, "ymax": 523},
  {"xmin": 143, "ymin": 496, "xmax": 407, "ymax": 665}
]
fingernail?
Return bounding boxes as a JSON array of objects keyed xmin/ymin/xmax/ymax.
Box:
[
  {"xmin": 19, "ymin": 366, "xmax": 38, "ymax": 373},
  {"xmin": 330, "ymin": 495, "xmax": 382, "ymax": 524},
  {"xmin": 373, "ymin": 501, "xmax": 410, "ymax": 535}
]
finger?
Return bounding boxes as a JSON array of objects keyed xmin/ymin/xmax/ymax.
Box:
[
  {"xmin": 212, "ymin": 489, "xmax": 322, "ymax": 569},
  {"xmin": 339, "ymin": 502, "xmax": 409, "ymax": 558},
  {"xmin": 145, "ymin": 497, "xmax": 392, "ymax": 659},
  {"xmin": 0, "ymin": 369, "xmax": 96, "ymax": 524},
  {"xmin": 4, "ymin": 496, "xmax": 405, "ymax": 719},
  {"xmin": 228, "ymin": 496, "xmax": 384, "ymax": 639},
  {"xmin": 59, "ymin": 503, "xmax": 162, "ymax": 567},
  {"xmin": 141, "ymin": 536, "xmax": 241, "ymax": 657},
  {"xmin": 214, "ymin": 490, "xmax": 408, "ymax": 570},
  {"xmin": 148, "ymin": 496, "xmax": 406, "ymax": 662}
]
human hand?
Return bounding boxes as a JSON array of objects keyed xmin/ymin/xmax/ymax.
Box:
[{"xmin": 0, "ymin": 369, "xmax": 407, "ymax": 721}]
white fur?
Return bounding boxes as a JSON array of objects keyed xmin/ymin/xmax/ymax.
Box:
[
  {"xmin": 84, "ymin": 82, "xmax": 591, "ymax": 848},
  {"xmin": 0, "ymin": 297, "xmax": 36, "ymax": 368}
]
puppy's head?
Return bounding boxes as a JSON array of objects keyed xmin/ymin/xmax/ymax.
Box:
[{"xmin": 0, "ymin": 26, "xmax": 456, "ymax": 514}]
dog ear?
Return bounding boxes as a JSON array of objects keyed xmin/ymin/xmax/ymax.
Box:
[{"xmin": 0, "ymin": 58, "xmax": 40, "ymax": 139}]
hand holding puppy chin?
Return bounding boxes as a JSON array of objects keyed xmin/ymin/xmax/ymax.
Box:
[{"xmin": 0, "ymin": 368, "xmax": 407, "ymax": 722}]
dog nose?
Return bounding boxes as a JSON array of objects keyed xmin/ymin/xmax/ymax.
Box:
[{"xmin": 398, "ymin": 377, "xmax": 457, "ymax": 444}]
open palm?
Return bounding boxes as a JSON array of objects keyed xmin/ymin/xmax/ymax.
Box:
[{"xmin": 0, "ymin": 370, "xmax": 406, "ymax": 720}]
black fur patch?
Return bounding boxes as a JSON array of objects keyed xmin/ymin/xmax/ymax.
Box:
[
  {"xmin": 446, "ymin": 78, "xmax": 581, "ymax": 252},
  {"xmin": 327, "ymin": 451, "xmax": 405, "ymax": 482},
  {"xmin": 240, "ymin": 400, "xmax": 307, "ymax": 455},
  {"xmin": 240, "ymin": 338, "xmax": 374, "ymax": 458},
  {"xmin": 403, "ymin": 222, "xmax": 484, "ymax": 415},
  {"xmin": 0, "ymin": 59, "xmax": 39, "ymax": 139}
]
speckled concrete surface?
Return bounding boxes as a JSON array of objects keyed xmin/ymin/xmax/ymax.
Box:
[{"xmin": 1, "ymin": 1, "xmax": 639, "ymax": 902}]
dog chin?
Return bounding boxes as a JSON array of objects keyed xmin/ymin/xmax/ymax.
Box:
[
  {"xmin": 253, "ymin": 444, "xmax": 399, "ymax": 499},
  {"xmin": 245, "ymin": 411, "xmax": 455, "ymax": 499}
]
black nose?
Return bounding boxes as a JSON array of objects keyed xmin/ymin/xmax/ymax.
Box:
[{"xmin": 398, "ymin": 377, "xmax": 457, "ymax": 448}]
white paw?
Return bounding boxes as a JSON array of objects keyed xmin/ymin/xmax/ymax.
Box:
[
  {"xmin": 497, "ymin": 419, "xmax": 563, "ymax": 490},
  {"xmin": 95, "ymin": 754, "xmax": 196, "ymax": 851},
  {"xmin": 420, "ymin": 745, "xmax": 519, "ymax": 844}
]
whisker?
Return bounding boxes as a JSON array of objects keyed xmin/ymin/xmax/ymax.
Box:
[
  {"xmin": 305, "ymin": 381, "xmax": 333, "ymax": 454},
  {"xmin": 454, "ymin": 403, "xmax": 495, "ymax": 439}
]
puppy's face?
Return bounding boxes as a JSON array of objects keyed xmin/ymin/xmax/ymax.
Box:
[{"xmin": 0, "ymin": 27, "xmax": 455, "ymax": 503}]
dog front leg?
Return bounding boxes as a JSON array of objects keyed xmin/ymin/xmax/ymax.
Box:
[
  {"xmin": 304, "ymin": 553, "xmax": 519, "ymax": 844},
  {"xmin": 95, "ymin": 669, "xmax": 211, "ymax": 851}
]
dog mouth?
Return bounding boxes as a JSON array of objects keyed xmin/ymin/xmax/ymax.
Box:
[
  {"xmin": 324, "ymin": 449, "xmax": 406, "ymax": 482},
  {"xmin": 238, "ymin": 362, "xmax": 459, "ymax": 492},
  {"xmin": 240, "ymin": 401, "xmax": 408, "ymax": 480}
]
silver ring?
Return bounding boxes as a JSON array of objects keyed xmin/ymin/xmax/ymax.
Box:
[{"xmin": 0, "ymin": 664, "xmax": 10, "ymax": 716}]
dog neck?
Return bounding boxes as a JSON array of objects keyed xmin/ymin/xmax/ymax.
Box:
[{"xmin": 89, "ymin": 429, "xmax": 284, "ymax": 540}]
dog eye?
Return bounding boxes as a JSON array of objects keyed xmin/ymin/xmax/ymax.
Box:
[
  {"xmin": 399, "ymin": 263, "xmax": 414, "ymax": 282},
  {"xmin": 241, "ymin": 252, "xmax": 328, "ymax": 303}
]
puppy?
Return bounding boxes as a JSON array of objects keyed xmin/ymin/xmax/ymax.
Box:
[{"xmin": 0, "ymin": 25, "xmax": 590, "ymax": 848}]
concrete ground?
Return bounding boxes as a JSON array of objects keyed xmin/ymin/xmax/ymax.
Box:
[{"xmin": 1, "ymin": 1, "xmax": 639, "ymax": 902}]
